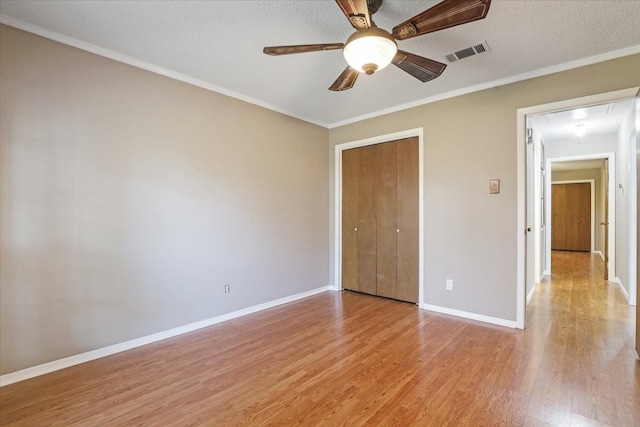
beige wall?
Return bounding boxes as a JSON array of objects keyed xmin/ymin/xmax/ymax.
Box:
[
  {"xmin": 2, "ymin": 22, "xmax": 639, "ymax": 375},
  {"xmin": 329, "ymin": 54, "xmax": 640, "ymax": 321},
  {"xmin": 0, "ymin": 25, "xmax": 329, "ymax": 374},
  {"xmin": 552, "ymin": 168, "xmax": 605, "ymax": 255}
]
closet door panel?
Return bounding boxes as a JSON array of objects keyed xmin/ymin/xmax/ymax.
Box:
[
  {"xmin": 341, "ymin": 148, "xmax": 359, "ymax": 291},
  {"xmin": 356, "ymin": 145, "xmax": 378, "ymax": 295},
  {"xmin": 396, "ymin": 137, "xmax": 419, "ymax": 303},
  {"xmin": 375, "ymin": 141, "xmax": 398, "ymax": 300},
  {"xmin": 564, "ymin": 183, "xmax": 582, "ymax": 251},
  {"xmin": 575, "ymin": 183, "xmax": 591, "ymax": 251}
]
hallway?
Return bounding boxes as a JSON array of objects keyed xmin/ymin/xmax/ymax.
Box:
[{"xmin": 525, "ymin": 251, "xmax": 638, "ymax": 425}]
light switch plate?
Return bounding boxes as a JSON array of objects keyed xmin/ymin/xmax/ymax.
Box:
[{"xmin": 489, "ymin": 179, "xmax": 500, "ymax": 194}]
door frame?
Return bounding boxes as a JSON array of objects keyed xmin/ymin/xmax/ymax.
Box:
[
  {"xmin": 332, "ymin": 128, "xmax": 424, "ymax": 307},
  {"xmin": 550, "ymin": 179, "xmax": 597, "ymax": 253},
  {"xmin": 516, "ymin": 87, "xmax": 638, "ymax": 329},
  {"xmin": 547, "ymin": 159, "xmax": 615, "ymax": 279}
]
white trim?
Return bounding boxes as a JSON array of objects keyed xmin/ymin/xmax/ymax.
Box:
[
  {"xmin": 612, "ymin": 277, "xmax": 631, "ymax": 304},
  {"xmin": 516, "ymin": 87, "xmax": 639, "ymax": 330},
  {"xmin": 421, "ymin": 304, "xmax": 517, "ymax": 329},
  {"xmin": 551, "ymin": 179, "xmax": 596, "ymax": 253},
  {"xmin": 2, "ymin": 14, "xmax": 639, "ymax": 131},
  {"xmin": 329, "ymin": 46, "xmax": 640, "ymax": 129},
  {"xmin": 0, "ymin": 14, "xmax": 329, "ymax": 129},
  {"xmin": 527, "ymin": 285, "xmax": 536, "ymax": 306},
  {"xmin": 627, "ymin": 126, "xmax": 638, "ymax": 307},
  {"xmin": 517, "ymin": 112, "xmax": 527, "ymax": 329},
  {"xmin": 0, "ymin": 286, "xmax": 330, "ymax": 387},
  {"xmin": 333, "ymin": 128, "xmax": 424, "ymax": 307},
  {"xmin": 593, "ymin": 250, "xmax": 604, "ymax": 261}
]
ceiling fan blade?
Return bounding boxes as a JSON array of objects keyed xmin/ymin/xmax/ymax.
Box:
[
  {"xmin": 392, "ymin": 0, "xmax": 491, "ymax": 40},
  {"xmin": 263, "ymin": 43, "xmax": 344, "ymax": 56},
  {"xmin": 392, "ymin": 50, "xmax": 447, "ymax": 82},
  {"xmin": 335, "ymin": 0, "xmax": 372, "ymax": 30},
  {"xmin": 329, "ymin": 67, "xmax": 359, "ymax": 91}
]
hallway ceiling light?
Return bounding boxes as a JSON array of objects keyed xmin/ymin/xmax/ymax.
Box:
[{"xmin": 574, "ymin": 124, "xmax": 586, "ymax": 137}]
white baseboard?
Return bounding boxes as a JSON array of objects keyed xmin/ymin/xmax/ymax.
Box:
[
  {"xmin": 611, "ymin": 277, "xmax": 630, "ymax": 304},
  {"xmin": 527, "ymin": 286, "xmax": 536, "ymax": 306},
  {"xmin": 420, "ymin": 303, "xmax": 517, "ymax": 329},
  {"xmin": 592, "ymin": 250, "xmax": 604, "ymax": 261},
  {"xmin": 0, "ymin": 286, "xmax": 330, "ymax": 387}
]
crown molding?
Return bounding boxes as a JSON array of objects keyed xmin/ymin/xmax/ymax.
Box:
[
  {"xmin": 328, "ymin": 45, "xmax": 640, "ymax": 128},
  {"xmin": 0, "ymin": 15, "xmax": 330, "ymax": 129},
  {"xmin": 2, "ymin": 15, "xmax": 638, "ymax": 130}
]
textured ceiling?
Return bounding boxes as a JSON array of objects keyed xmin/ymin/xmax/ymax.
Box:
[
  {"xmin": 1, "ymin": 0, "xmax": 639, "ymax": 127},
  {"xmin": 529, "ymin": 99, "xmax": 634, "ymax": 142}
]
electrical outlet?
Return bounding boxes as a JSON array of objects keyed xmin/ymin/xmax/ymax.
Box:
[
  {"xmin": 224, "ymin": 284, "xmax": 231, "ymax": 293},
  {"xmin": 446, "ymin": 279, "xmax": 453, "ymax": 291}
]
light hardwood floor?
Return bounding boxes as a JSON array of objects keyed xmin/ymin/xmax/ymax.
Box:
[{"xmin": 1, "ymin": 251, "xmax": 638, "ymax": 426}]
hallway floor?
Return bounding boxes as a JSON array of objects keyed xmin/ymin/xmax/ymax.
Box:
[{"xmin": 524, "ymin": 250, "xmax": 638, "ymax": 425}]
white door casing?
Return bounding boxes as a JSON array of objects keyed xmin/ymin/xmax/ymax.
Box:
[{"xmin": 516, "ymin": 87, "xmax": 639, "ymax": 329}]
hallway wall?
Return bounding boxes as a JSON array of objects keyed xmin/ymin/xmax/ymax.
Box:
[{"xmin": 615, "ymin": 103, "xmax": 637, "ymax": 301}]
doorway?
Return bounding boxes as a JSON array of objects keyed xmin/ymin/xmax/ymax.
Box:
[
  {"xmin": 516, "ymin": 87, "xmax": 639, "ymax": 329},
  {"xmin": 545, "ymin": 158, "xmax": 613, "ymax": 278},
  {"xmin": 551, "ymin": 181, "xmax": 593, "ymax": 252}
]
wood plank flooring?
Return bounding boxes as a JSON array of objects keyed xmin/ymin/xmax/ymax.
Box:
[{"xmin": 1, "ymin": 251, "xmax": 638, "ymax": 426}]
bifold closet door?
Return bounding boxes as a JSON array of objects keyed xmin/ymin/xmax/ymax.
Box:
[
  {"xmin": 572, "ymin": 183, "xmax": 591, "ymax": 251},
  {"xmin": 375, "ymin": 141, "xmax": 398, "ymax": 299},
  {"xmin": 342, "ymin": 145, "xmax": 377, "ymax": 295},
  {"xmin": 551, "ymin": 183, "xmax": 590, "ymax": 252},
  {"xmin": 395, "ymin": 137, "xmax": 419, "ymax": 303},
  {"xmin": 341, "ymin": 137, "xmax": 419, "ymax": 303}
]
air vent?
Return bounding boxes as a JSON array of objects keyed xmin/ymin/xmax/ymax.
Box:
[{"xmin": 444, "ymin": 41, "xmax": 490, "ymax": 63}]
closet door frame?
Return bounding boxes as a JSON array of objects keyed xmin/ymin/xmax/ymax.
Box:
[{"xmin": 333, "ymin": 128, "xmax": 424, "ymax": 307}]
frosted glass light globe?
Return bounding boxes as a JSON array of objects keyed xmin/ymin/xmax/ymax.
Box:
[{"xmin": 343, "ymin": 28, "xmax": 398, "ymax": 75}]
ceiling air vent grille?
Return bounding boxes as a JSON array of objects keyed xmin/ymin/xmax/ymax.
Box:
[{"xmin": 444, "ymin": 41, "xmax": 490, "ymax": 63}]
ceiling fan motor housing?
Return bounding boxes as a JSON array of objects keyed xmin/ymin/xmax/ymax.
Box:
[
  {"xmin": 367, "ymin": 0, "xmax": 383, "ymax": 15},
  {"xmin": 263, "ymin": 0, "xmax": 492, "ymax": 91},
  {"xmin": 362, "ymin": 63, "xmax": 378, "ymax": 75}
]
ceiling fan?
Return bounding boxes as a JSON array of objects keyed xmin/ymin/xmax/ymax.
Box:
[{"xmin": 263, "ymin": 0, "xmax": 491, "ymax": 91}]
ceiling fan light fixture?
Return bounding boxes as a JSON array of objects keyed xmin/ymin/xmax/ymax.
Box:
[{"xmin": 343, "ymin": 28, "xmax": 397, "ymax": 75}]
